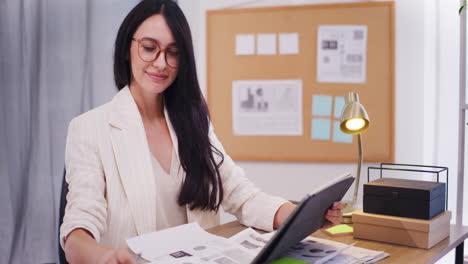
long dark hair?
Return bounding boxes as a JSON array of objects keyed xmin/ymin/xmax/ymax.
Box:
[{"xmin": 113, "ymin": 0, "xmax": 224, "ymax": 211}]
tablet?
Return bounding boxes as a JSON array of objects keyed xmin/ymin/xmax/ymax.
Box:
[{"xmin": 251, "ymin": 173, "xmax": 355, "ymax": 264}]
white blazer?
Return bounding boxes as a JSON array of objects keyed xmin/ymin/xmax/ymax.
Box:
[{"xmin": 60, "ymin": 87, "xmax": 287, "ymax": 249}]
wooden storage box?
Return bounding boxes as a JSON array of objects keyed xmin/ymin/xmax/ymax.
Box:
[{"xmin": 352, "ymin": 210, "xmax": 451, "ymax": 249}]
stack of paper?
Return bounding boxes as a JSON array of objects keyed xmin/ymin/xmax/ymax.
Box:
[{"xmin": 126, "ymin": 223, "xmax": 388, "ymax": 264}]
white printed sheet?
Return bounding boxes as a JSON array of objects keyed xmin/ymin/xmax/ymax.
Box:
[
  {"xmin": 317, "ymin": 25, "xmax": 368, "ymax": 83},
  {"xmin": 232, "ymin": 79, "xmax": 303, "ymax": 136}
]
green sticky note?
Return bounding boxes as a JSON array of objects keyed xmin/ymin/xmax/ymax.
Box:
[
  {"xmin": 324, "ymin": 224, "xmax": 354, "ymax": 236},
  {"xmin": 269, "ymin": 258, "xmax": 308, "ymax": 264}
]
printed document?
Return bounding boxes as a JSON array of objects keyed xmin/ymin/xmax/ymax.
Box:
[{"xmin": 127, "ymin": 223, "xmax": 388, "ymax": 264}]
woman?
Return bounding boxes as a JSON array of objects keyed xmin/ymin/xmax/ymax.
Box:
[{"xmin": 60, "ymin": 1, "xmax": 345, "ymax": 263}]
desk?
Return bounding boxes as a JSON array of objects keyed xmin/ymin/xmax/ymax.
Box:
[{"xmin": 207, "ymin": 221, "xmax": 468, "ymax": 264}]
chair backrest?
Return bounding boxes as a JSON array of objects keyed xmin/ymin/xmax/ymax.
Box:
[{"xmin": 58, "ymin": 169, "xmax": 69, "ymax": 264}]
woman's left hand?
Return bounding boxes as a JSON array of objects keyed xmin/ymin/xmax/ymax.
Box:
[{"xmin": 322, "ymin": 201, "xmax": 347, "ymax": 229}]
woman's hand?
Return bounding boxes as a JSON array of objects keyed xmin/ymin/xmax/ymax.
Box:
[
  {"xmin": 98, "ymin": 248, "xmax": 137, "ymax": 264},
  {"xmin": 322, "ymin": 201, "xmax": 347, "ymax": 229},
  {"xmin": 273, "ymin": 202, "xmax": 296, "ymax": 229},
  {"xmin": 64, "ymin": 229, "xmax": 137, "ymax": 264}
]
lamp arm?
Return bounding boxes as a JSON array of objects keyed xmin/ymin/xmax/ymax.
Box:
[{"xmin": 353, "ymin": 134, "xmax": 363, "ymax": 204}]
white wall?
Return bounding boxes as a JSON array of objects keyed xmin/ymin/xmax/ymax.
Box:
[
  {"xmin": 178, "ymin": 1, "xmax": 463, "ymax": 260},
  {"xmin": 179, "ymin": 0, "xmax": 383, "ymax": 218},
  {"xmin": 430, "ymin": 1, "xmax": 461, "ymax": 261},
  {"xmin": 435, "ymin": 0, "xmax": 461, "ymax": 224},
  {"xmin": 178, "ymin": 0, "xmax": 463, "ymax": 261}
]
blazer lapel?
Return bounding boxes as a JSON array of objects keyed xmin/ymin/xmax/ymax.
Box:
[{"xmin": 108, "ymin": 87, "xmax": 157, "ymax": 235}]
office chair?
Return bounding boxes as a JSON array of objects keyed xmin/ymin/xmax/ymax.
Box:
[{"xmin": 58, "ymin": 169, "xmax": 69, "ymax": 264}]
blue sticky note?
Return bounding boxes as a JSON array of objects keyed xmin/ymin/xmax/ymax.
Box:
[
  {"xmin": 334, "ymin": 96, "xmax": 345, "ymax": 118},
  {"xmin": 312, "ymin": 95, "xmax": 332, "ymax": 116},
  {"xmin": 311, "ymin": 118, "xmax": 331, "ymax": 140},
  {"xmin": 333, "ymin": 121, "xmax": 353, "ymax": 143}
]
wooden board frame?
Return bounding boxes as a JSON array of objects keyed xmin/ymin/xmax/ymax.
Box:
[{"xmin": 206, "ymin": 2, "xmax": 394, "ymax": 162}]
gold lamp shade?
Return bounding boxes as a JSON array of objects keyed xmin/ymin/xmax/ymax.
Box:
[{"xmin": 340, "ymin": 92, "xmax": 370, "ymax": 135}]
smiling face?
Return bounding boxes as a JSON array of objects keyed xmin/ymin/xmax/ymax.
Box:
[{"xmin": 129, "ymin": 14, "xmax": 179, "ymax": 96}]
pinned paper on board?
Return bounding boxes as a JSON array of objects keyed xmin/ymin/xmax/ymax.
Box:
[
  {"xmin": 317, "ymin": 25, "xmax": 368, "ymax": 83},
  {"xmin": 279, "ymin": 33, "xmax": 299, "ymax": 55},
  {"xmin": 236, "ymin": 34, "xmax": 255, "ymax": 55},
  {"xmin": 311, "ymin": 95, "xmax": 353, "ymax": 143},
  {"xmin": 333, "ymin": 121, "xmax": 353, "ymax": 143},
  {"xmin": 232, "ymin": 79, "xmax": 303, "ymax": 136},
  {"xmin": 257, "ymin": 33, "xmax": 277, "ymax": 55},
  {"xmin": 312, "ymin": 95, "xmax": 332, "ymax": 116},
  {"xmin": 311, "ymin": 118, "xmax": 331, "ymax": 140},
  {"xmin": 334, "ymin": 96, "xmax": 345, "ymax": 118}
]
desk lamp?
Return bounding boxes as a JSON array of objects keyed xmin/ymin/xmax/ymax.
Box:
[{"xmin": 340, "ymin": 92, "xmax": 369, "ymax": 223}]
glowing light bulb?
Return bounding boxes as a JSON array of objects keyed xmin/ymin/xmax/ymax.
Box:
[{"xmin": 345, "ymin": 118, "xmax": 365, "ymax": 131}]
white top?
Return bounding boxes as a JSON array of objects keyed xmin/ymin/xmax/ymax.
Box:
[{"xmin": 152, "ymin": 150, "xmax": 188, "ymax": 230}]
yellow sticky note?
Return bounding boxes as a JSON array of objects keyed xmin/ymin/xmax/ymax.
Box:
[{"xmin": 323, "ymin": 224, "xmax": 354, "ymax": 236}]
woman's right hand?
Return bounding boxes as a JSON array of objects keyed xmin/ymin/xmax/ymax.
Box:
[
  {"xmin": 99, "ymin": 248, "xmax": 137, "ymax": 264},
  {"xmin": 64, "ymin": 229, "xmax": 137, "ymax": 264}
]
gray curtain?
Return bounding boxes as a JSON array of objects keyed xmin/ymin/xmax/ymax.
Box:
[{"xmin": 0, "ymin": 0, "xmax": 139, "ymax": 263}]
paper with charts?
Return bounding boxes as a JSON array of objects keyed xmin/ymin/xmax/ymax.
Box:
[
  {"xmin": 317, "ymin": 25, "xmax": 367, "ymax": 83},
  {"xmin": 232, "ymin": 79, "xmax": 303, "ymax": 136},
  {"xmin": 126, "ymin": 223, "xmax": 388, "ymax": 264}
]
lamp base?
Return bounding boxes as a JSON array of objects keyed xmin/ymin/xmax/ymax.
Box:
[
  {"xmin": 341, "ymin": 200, "xmax": 361, "ymax": 224},
  {"xmin": 342, "ymin": 213, "xmax": 354, "ymax": 224}
]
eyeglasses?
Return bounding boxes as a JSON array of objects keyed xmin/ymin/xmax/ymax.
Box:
[{"xmin": 132, "ymin": 38, "xmax": 179, "ymax": 68}]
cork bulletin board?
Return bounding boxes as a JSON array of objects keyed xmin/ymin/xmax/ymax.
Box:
[{"xmin": 206, "ymin": 2, "xmax": 394, "ymax": 162}]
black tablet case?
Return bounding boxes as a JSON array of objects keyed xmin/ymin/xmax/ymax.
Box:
[{"xmin": 251, "ymin": 175, "xmax": 355, "ymax": 264}]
